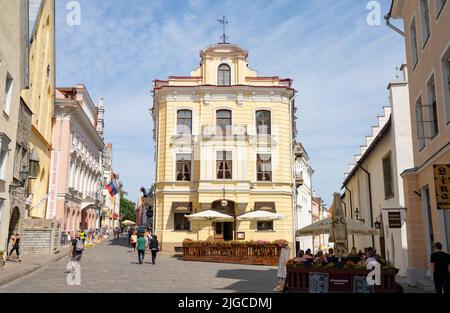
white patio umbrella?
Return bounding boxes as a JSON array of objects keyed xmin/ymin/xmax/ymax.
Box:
[
  {"xmin": 237, "ymin": 210, "xmax": 286, "ymax": 221},
  {"xmin": 186, "ymin": 210, "xmax": 234, "ymax": 222},
  {"xmin": 121, "ymin": 220, "xmax": 136, "ymax": 227},
  {"xmin": 186, "ymin": 210, "xmax": 234, "ymax": 239},
  {"xmin": 295, "ymin": 217, "xmax": 379, "ymax": 237}
]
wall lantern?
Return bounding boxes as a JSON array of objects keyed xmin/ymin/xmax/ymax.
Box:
[{"xmin": 374, "ymin": 221, "xmax": 381, "ymax": 229}]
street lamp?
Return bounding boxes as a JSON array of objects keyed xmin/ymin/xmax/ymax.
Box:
[{"xmin": 354, "ymin": 208, "xmax": 365, "ymax": 223}]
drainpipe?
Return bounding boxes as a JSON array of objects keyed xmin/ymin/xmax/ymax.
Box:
[
  {"xmin": 343, "ymin": 185, "xmax": 355, "ymax": 248},
  {"xmin": 290, "ymin": 91, "xmax": 298, "ymax": 256},
  {"xmin": 358, "ymin": 164, "xmax": 375, "ymax": 248},
  {"xmin": 384, "ymin": 14, "xmax": 405, "ymax": 37}
]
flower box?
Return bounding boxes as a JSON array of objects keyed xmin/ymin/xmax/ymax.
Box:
[{"xmin": 182, "ymin": 239, "xmax": 287, "ymax": 266}]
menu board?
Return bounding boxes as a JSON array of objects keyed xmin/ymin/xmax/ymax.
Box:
[
  {"xmin": 353, "ymin": 276, "xmax": 374, "ymax": 293},
  {"xmin": 309, "ymin": 272, "xmax": 329, "ymax": 293},
  {"xmin": 388, "ymin": 212, "xmax": 402, "ymax": 228}
]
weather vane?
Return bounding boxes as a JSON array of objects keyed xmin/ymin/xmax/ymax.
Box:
[{"xmin": 217, "ymin": 15, "xmax": 229, "ymax": 44}]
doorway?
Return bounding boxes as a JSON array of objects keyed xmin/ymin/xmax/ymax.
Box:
[{"xmin": 215, "ymin": 222, "xmax": 233, "ymax": 241}]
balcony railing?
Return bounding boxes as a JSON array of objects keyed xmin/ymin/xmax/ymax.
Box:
[{"xmin": 201, "ymin": 124, "xmax": 247, "ymax": 137}]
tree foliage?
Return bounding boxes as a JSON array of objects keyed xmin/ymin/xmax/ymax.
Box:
[{"xmin": 120, "ymin": 191, "xmax": 136, "ymax": 223}]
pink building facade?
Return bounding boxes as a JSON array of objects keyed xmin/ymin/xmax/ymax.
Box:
[{"xmin": 47, "ymin": 84, "xmax": 105, "ymax": 233}]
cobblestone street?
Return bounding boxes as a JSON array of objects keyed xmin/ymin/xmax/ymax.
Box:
[{"xmin": 0, "ymin": 239, "xmax": 278, "ymax": 293}]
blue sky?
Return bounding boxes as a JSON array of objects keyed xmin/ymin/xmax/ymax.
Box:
[{"xmin": 55, "ymin": 0, "xmax": 405, "ymax": 206}]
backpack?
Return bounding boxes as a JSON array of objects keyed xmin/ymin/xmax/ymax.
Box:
[{"xmin": 75, "ymin": 239, "xmax": 84, "ymax": 252}]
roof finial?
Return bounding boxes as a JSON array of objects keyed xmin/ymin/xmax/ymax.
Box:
[{"xmin": 217, "ymin": 15, "xmax": 229, "ymax": 44}]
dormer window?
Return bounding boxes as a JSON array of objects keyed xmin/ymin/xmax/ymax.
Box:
[{"xmin": 218, "ymin": 64, "xmax": 231, "ymax": 86}]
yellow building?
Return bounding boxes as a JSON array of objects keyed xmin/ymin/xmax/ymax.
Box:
[
  {"xmin": 152, "ymin": 42, "xmax": 297, "ymax": 253},
  {"xmin": 27, "ymin": 0, "xmax": 55, "ymax": 219}
]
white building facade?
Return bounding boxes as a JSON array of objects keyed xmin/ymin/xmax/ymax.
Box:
[
  {"xmin": 342, "ymin": 65, "xmax": 413, "ymax": 276},
  {"xmin": 294, "ymin": 143, "xmax": 314, "ymax": 254}
]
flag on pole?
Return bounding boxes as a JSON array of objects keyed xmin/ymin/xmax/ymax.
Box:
[{"xmin": 106, "ymin": 180, "xmax": 118, "ymax": 197}]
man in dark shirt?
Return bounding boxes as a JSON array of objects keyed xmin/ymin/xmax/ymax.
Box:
[{"xmin": 430, "ymin": 242, "xmax": 450, "ymax": 294}]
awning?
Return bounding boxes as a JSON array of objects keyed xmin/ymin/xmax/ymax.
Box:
[
  {"xmin": 171, "ymin": 202, "xmax": 192, "ymax": 213},
  {"xmin": 237, "ymin": 210, "xmax": 285, "ymax": 221},
  {"xmin": 186, "ymin": 210, "xmax": 233, "ymax": 222},
  {"xmin": 254, "ymin": 202, "xmax": 276, "ymax": 213},
  {"xmin": 296, "ymin": 217, "xmax": 379, "ymax": 237}
]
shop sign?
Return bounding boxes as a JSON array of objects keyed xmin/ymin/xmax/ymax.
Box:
[{"xmin": 434, "ymin": 165, "xmax": 450, "ymax": 210}]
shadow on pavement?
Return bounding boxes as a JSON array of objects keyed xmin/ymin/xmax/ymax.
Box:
[
  {"xmin": 107, "ymin": 237, "xmax": 130, "ymax": 248},
  {"xmin": 214, "ymin": 268, "xmax": 277, "ymax": 293}
]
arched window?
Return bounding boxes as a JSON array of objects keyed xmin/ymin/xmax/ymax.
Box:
[
  {"xmin": 217, "ymin": 64, "xmax": 231, "ymax": 86},
  {"xmin": 216, "ymin": 109, "xmax": 232, "ymax": 135},
  {"xmin": 256, "ymin": 110, "xmax": 271, "ymax": 135},
  {"xmin": 177, "ymin": 110, "xmax": 192, "ymax": 134}
]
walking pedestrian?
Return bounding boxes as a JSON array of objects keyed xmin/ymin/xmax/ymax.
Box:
[
  {"xmin": 430, "ymin": 242, "xmax": 450, "ymax": 294},
  {"xmin": 80, "ymin": 230, "xmax": 86, "ymax": 244},
  {"xmin": 149, "ymin": 234, "xmax": 159, "ymax": 265},
  {"xmin": 128, "ymin": 228, "xmax": 132, "ymax": 245},
  {"xmin": 8, "ymin": 233, "xmax": 22, "ymax": 262},
  {"xmin": 68, "ymin": 232, "xmax": 84, "ymax": 274},
  {"xmin": 130, "ymin": 231, "xmax": 137, "ymax": 252},
  {"xmin": 137, "ymin": 233, "xmax": 146, "ymax": 265}
]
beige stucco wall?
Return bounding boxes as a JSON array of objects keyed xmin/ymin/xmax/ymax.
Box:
[
  {"xmin": 28, "ymin": 0, "xmax": 55, "ymax": 219},
  {"xmin": 0, "ymin": 0, "xmax": 23, "ymax": 254},
  {"xmin": 392, "ymin": 0, "xmax": 450, "ymax": 284}
]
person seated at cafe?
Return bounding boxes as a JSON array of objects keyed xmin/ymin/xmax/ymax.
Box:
[
  {"xmin": 314, "ymin": 250, "xmax": 328, "ymax": 265},
  {"xmin": 364, "ymin": 247, "xmax": 378, "ymax": 264},
  {"xmin": 294, "ymin": 250, "xmax": 306, "ymax": 263},
  {"xmin": 300, "ymin": 249, "xmax": 313, "ymax": 264},
  {"xmin": 348, "ymin": 247, "xmax": 361, "ymax": 263},
  {"xmin": 373, "ymin": 248, "xmax": 382, "ymax": 262},
  {"xmin": 326, "ymin": 248, "xmax": 338, "ymax": 263}
]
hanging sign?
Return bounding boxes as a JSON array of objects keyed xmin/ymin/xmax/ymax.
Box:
[{"xmin": 434, "ymin": 165, "xmax": 450, "ymax": 210}]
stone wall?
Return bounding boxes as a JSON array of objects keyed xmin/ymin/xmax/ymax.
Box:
[{"xmin": 20, "ymin": 218, "xmax": 60, "ymax": 255}]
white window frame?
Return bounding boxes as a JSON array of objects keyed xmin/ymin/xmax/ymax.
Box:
[
  {"xmin": 255, "ymin": 153, "xmax": 273, "ymax": 182},
  {"xmin": 174, "ymin": 152, "xmax": 193, "ymax": 182},
  {"xmin": 0, "ymin": 198, "xmax": 5, "ymax": 229},
  {"xmin": 3, "ymin": 73, "xmax": 13, "ymax": 116},
  {"xmin": 214, "ymin": 108, "xmax": 234, "ymax": 135},
  {"xmin": 254, "ymin": 108, "xmax": 273, "ymax": 136},
  {"xmin": 217, "ymin": 62, "xmax": 233, "ymax": 86},
  {"xmin": 415, "ymin": 95, "xmax": 426, "ymax": 150},
  {"xmin": 215, "ymin": 150, "xmax": 233, "ymax": 181},
  {"xmin": 435, "ymin": 0, "xmax": 447, "ymax": 18},
  {"xmin": 426, "ymin": 73, "xmax": 439, "ymax": 138},
  {"xmin": 441, "ymin": 44, "xmax": 450, "ymax": 124},
  {"xmin": 0, "ymin": 134, "xmax": 11, "ymax": 181},
  {"xmin": 420, "ymin": 0, "xmax": 431, "ymax": 47},
  {"xmin": 410, "ymin": 17, "xmax": 419, "ymax": 70}
]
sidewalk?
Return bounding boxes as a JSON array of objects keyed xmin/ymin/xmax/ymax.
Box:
[
  {"xmin": 0, "ymin": 239, "xmax": 109, "ymax": 288},
  {"xmin": 0, "ymin": 251, "xmax": 68, "ymax": 288}
]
